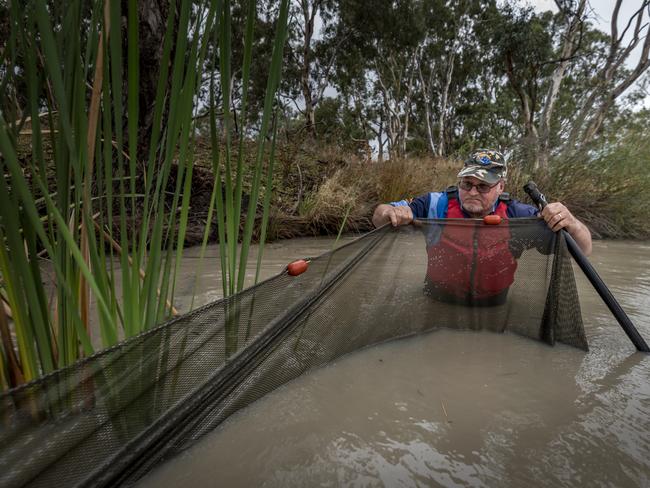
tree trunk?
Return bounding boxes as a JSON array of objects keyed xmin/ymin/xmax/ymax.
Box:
[
  {"xmin": 299, "ymin": 0, "xmax": 320, "ymax": 137},
  {"xmin": 537, "ymin": 0, "xmax": 586, "ymax": 167},
  {"xmin": 437, "ymin": 48, "xmax": 455, "ymax": 157},
  {"xmin": 121, "ymin": 0, "xmax": 172, "ymax": 163},
  {"xmin": 378, "ymin": 76, "xmax": 398, "ymax": 158},
  {"xmin": 139, "ymin": 0, "xmax": 171, "ymax": 162},
  {"xmin": 377, "ymin": 116, "xmax": 384, "ymax": 162},
  {"xmin": 417, "ymin": 51, "xmax": 436, "ymax": 155}
]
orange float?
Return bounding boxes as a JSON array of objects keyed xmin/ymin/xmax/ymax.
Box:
[
  {"xmin": 483, "ymin": 214, "xmax": 502, "ymax": 225},
  {"xmin": 287, "ymin": 259, "xmax": 309, "ymax": 276}
]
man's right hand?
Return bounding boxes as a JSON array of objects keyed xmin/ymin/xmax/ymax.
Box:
[{"xmin": 372, "ymin": 204, "xmax": 414, "ymax": 228}]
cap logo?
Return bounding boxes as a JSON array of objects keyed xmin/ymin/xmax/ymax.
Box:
[{"xmin": 479, "ymin": 155, "xmax": 491, "ymax": 165}]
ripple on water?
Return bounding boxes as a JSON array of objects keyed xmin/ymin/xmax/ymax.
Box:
[
  {"xmin": 138, "ymin": 328, "xmax": 650, "ymax": 488},
  {"xmin": 137, "ymin": 240, "xmax": 650, "ymax": 488}
]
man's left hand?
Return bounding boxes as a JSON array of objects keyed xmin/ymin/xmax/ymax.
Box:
[
  {"xmin": 541, "ymin": 202, "xmax": 577, "ymax": 233},
  {"xmin": 540, "ymin": 202, "xmax": 592, "ymax": 256}
]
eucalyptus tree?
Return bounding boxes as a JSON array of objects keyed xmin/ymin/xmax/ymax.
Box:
[
  {"xmin": 284, "ymin": 0, "xmax": 338, "ymax": 136},
  {"xmin": 413, "ymin": 0, "xmax": 500, "ymax": 156},
  {"xmin": 565, "ymin": 0, "xmax": 650, "ymax": 153},
  {"xmin": 334, "ymin": 0, "xmax": 428, "ymax": 158},
  {"xmin": 489, "ymin": 0, "xmax": 650, "ymax": 170}
]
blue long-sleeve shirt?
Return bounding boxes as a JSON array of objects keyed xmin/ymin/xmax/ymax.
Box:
[{"xmin": 391, "ymin": 191, "xmax": 538, "ymax": 219}]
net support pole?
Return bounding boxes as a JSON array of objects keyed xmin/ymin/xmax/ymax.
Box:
[
  {"xmin": 562, "ymin": 230, "xmax": 649, "ymax": 352},
  {"xmin": 524, "ymin": 181, "xmax": 650, "ymax": 353}
]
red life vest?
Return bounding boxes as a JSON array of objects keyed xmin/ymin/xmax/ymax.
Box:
[{"xmin": 426, "ymin": 195, "xmax": 517, "ymax": 301}]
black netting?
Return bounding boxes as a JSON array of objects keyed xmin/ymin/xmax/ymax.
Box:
[{"xmin": 0, "ymin": 218, "xmax": 587, "ymax": 487}]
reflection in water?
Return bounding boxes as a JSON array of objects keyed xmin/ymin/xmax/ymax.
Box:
[{"xmin": 140, "ymin": 240, "xmax": 650, "ymax": 488}]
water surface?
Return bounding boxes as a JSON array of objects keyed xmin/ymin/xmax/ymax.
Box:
[{"xmin": 140, "ymin": 239, "xmax": 650, "ymax": 487}]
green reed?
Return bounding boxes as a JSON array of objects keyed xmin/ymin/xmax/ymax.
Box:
[{"xmin": 0, "ymin": 0, "xmax": 289, "ymax": 390}]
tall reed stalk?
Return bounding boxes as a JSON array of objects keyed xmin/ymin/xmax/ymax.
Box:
[{"xmin": 0, "ymin": 0, "xmax": 289, "ymax": 391}]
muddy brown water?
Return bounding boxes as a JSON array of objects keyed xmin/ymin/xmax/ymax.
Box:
[{"xmin": 138, "ymin": 239, "xmax": 650, "ymax": 488}]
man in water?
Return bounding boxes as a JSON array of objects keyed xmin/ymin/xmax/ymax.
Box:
[{"xmin": 372, "ymin": 149, "xmax": 592, "ymax": 305}]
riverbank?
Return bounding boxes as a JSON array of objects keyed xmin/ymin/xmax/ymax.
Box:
[
  {"xmin": 185, "ymin": 140, "xmax": 650, "ymax": 242},
  {"xmin": 15, "ymin": 132, "xmax": 650, "ymax": 245}
]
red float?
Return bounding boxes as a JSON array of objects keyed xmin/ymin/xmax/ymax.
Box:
[
  {"xmin": 483, "ymin": 214, "xmax": 502, "ymax": 225},
  {"xmin": 287, "ymin": 259, "xmax": 309, "ymax": 276}
]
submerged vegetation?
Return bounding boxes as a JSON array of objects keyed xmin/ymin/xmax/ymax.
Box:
[{"xmin": 1, "ymin": 0, "xmax": 650, "ymax": 391}]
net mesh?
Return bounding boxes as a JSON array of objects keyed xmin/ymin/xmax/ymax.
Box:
[{"xmin": 0, "ymin": 219, "xmax": 587, "ymax": 487}]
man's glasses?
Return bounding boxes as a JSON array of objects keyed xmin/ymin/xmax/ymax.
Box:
[{"xmin": 458, "ymin": 180, "xmax": 499, "ymax": 194}]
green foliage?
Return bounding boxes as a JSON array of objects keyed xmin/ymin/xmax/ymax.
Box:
[
  {"xmin": 253, "ymin": 0, "xmax": 650, "ymax": 167},
  {"xmin": 553, "ymin": 111, "xmax": 650, "ymax": 238},
  {"xmin": 0, "ymin": 0, "xmax": 289, "ymax": 391}
]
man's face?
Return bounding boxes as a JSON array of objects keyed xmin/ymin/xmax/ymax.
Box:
[{"xmin": 458, "ymin": 176, "xmax": 504, "ymax": 217}]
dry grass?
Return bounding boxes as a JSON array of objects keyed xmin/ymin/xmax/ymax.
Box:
[
  {"xmin": 302, "ymin": 166, "xmax": 372, "ymax": 234},
  {"xmin": 373, "ymin": 156, "xmax": 457, "ymax": 203}
]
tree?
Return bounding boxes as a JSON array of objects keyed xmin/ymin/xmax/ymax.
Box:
[
  {"xmin": 414, "ymin": 0, "xmax": 499, "ymax": 156},
  {"xmin": 286, "ymin": 0, "xmax": 337, "ymax": 137},
  {"xmin": 492, "ymin": 0, "xmax": 650, "ymax": 170},
  {"xmin": 334, "ymin": 0, "xmax": 427, "ymax": 158},
  {"xmin": 566, "ymin": 0, "xmax": 650, "ymax": 151}
]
